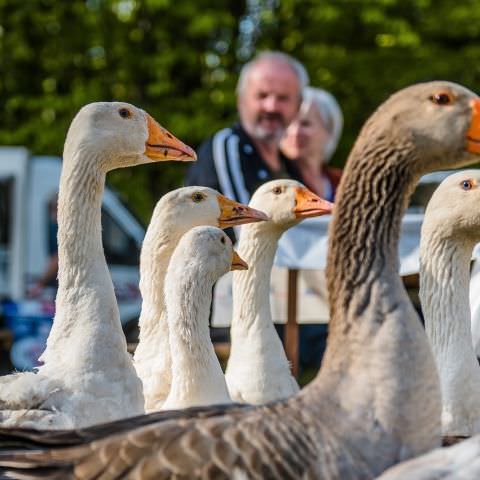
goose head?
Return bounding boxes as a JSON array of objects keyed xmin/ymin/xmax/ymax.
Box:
[
  {"xmin": 361, "ymin": 81, "xmax": 480, "ymax": 175},
  {"xmin": 171, "ymin": 226, "xmax": 248, "ymax": 281},
  {"xmin": 248, "ymin": 179, "xmax": 333, "ymax": 230},
  {"xmin": 423, "ymin": 170, "xmax": 480, "ymax": 243},
  {"xmin": 156, "ymin": 186, "xmax": 268, "ymax": 232},
  {"xmin": 63, "ymin": 102, "xmax": 196, "ymax": 172}
]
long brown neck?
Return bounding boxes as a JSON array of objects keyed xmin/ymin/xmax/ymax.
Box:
[
  {"xmin": 321, "ymin": 131, "xmax": 418, "ymax": 368},
  {"xmin": 297, "ymin": 130, "xmax": 441, "ymax": 455},
  {"xmin": 331, "ymin": 136, "xmax": 415, "ymax": 307}
]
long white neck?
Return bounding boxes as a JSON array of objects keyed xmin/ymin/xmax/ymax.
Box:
[
  {"xmin": 421, "ymin": 230, "xmax": 480, "ymax": 435},
  {"xmin": 164, "ymin": 266, "xmax": 230, "ymax": 409},
  {"xmin": 230, "ymin": 222, "xmax": 282, "ymax": 340},
  {"xmin": 40, "ymin": 150, "xmax": 129, "ymax": 373},
  {"xmin": 134, "ymin": 211, "xmax": 178, "ymax": 409},
  {"xmin": 226, "ymin": 222, "xmax": 298, "ymax": 403},
  {"xmin": 138, "ymin": 217, "xmax": 172, "ymax": 338},
  {"xmin": 422, "ymin": 235, "xmax": 474, "ymax": 361}
]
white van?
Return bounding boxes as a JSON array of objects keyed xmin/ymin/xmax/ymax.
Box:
[{"xmin": 0, "ymin": 147, "xmax": 145, "ymax": 368}]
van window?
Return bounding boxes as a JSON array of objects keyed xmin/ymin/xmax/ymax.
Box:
[
  {"xmin": 101, "ymin": 209, "xmax": 140, "ymax": 266},
  {"xmin": 0, "ymin": 177, "xmax": 13, "ymax": 296}
]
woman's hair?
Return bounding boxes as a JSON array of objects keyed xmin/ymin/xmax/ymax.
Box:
[{"xmin": 300, "ymin": 87, "xmax": 343, "ymax": 163}]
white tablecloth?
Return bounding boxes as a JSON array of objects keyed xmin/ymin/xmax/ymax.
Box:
[
  {"xmin": 273, "ymin": 213, "xmax": 425, "ymax": 276},
  {"xmin": 212, "ymin": 212, "xmax": 426, "ymax": 327}
]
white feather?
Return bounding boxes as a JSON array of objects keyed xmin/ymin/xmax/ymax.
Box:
[{"xmin": 162, "ymin": 226, "xmax": 233, "ymax": 409}]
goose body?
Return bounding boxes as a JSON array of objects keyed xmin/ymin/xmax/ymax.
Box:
[
  {"xmin": 1, "ymin": 81, "xmax": 480, "ymax": 478},
  {"xmin": 421, "ymin": 170, "xmax": 480, "ymax": 438},
  {"xmin": 0, "ymin": 102, "xmax": 195, "ymax": 429},
  {"xmin": 226, "ymin": 179, "xmax": 332, "ymax": 404},
  {"xmin": 377, "ymin": 434, "xmax": 480, "ymax": 480},
  {"xmin": 162, "ymin": 226, "xmax": 247, "ymax": 410},
  {"xmin": 133, "ymin": 187, "xmax": 267, "ymax": 411}
]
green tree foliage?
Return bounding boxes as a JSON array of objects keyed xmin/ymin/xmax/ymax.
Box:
[
  {"xmin": 0, "ymin": 0, "xmax": 245, "ymax": 221},
  {"xmin": 1, "ymin": 0, "xmax": 480, "ymax": 220},
  {"xmin": 256, "ymin": 0, "xmax": 480, "ymax": 166}
]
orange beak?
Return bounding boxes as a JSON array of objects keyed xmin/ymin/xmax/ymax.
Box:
[
  {"xmin": 467, "ymin": 98, "xmax": 480, "ymax": 154},
  {"xmin": 144, "ymin": 114, "xmax": 197, "ymax": 162},
  {"xmin": 217, "ymin": 195, "xmax": 269, "ymax": 228},
  {"xmin": 293, "ymin": 187, "xmax": 333, "ymax": 218},
  {"xmin": 231, "ymin": 250, "xmax": 248, "ymax": 271}
]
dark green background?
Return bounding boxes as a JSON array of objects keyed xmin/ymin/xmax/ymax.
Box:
[{"xmin": 1, "ymin": 0, "xmax": 479, "ymax": 222}]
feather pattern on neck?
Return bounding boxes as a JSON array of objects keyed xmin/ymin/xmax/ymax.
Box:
[
  {"xmin": 300, "ymin": 130, "xmax": 441, "ymax": 458},
  {"xmin": 41, "ymin": 149, "xmax": 117, "ymax": 365},
  {"xmin": 226, "ymin": 222, "xmax": 299, "ymax": 404},
  {"xmin": 163, "ymin": 255, "xmax": 231, "ymax": 409},
  {"xmin": 134, "ymin": 211, "xmax": 179, "ymax": 411},
  {"xmin": 38, "ymin": 146, "xmax": 144, "ymax": 424},
  {"xmin": 421, "ymin": 226, "xmax": 480, "ymax": 436}
]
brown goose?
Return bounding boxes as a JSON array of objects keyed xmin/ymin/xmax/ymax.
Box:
[{"xmin": 1, "ymin": 81, "xmax": 480, "ymax": 479}]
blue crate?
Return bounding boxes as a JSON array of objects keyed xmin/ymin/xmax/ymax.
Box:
[
  {"xmin": 1, "ymin": 300, "xmax": 54, "ymax": 370},
  {"xmin": 2, "ymin": 301, "xmax": 53, "ymax": 341}
]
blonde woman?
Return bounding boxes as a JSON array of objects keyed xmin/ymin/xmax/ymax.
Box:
[{"xmin": 281, "ymin": 87, "xmax": 343, "ymax": 201}]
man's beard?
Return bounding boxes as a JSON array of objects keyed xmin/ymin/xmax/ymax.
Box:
[{"xmin": 250, "ymin": 113, "xmax": 287, "ymax": 142}]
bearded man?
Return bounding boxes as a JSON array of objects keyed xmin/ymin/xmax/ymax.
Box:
[{"xmin": 185, "ymin": 51, "xmax": 308, "ymax": 216}]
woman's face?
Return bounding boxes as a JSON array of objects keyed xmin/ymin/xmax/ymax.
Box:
[{"xmin": 280, "ymin": 104, "xmax": 330, "ymax": 163}]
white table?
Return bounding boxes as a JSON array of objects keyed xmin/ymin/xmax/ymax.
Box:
[
  {"xmin": 212, "ymin": 212, "xmax": 425, "ymax": 328},
  {"xmin": 274, "ymin": 213, "xmax": 425, "ymax": 275}
]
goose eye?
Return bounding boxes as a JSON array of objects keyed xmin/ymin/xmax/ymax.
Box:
[
  {"xmin": 429, "ymin": 92, "xmax": 453, "ymax": 106},
  {"xmin": 192, "ymin": 192, "xmax": 205, "ymax": 203},
  {"xmin": 461, "ymin": 179, "xmax": 474, "ymax": 190},
  {"xmin": 220, "ymin": 236, "xmax": 226, "ymax": 244},
  {"xmin": 273, "ymin": 186, "xmax": 282, "ymax": 195},
  {"xmin": 118, "ymin": 108, "xmax": 132, "ymax": 119}
]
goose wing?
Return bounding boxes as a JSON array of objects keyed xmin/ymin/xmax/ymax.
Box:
[{"xmin": 0, "ymin": 402, "xmax": 319, "ymax": 480}]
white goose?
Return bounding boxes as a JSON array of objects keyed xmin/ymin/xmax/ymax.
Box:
[
  {"xmin": 377, "ymin": 434, "xmax": 480, "ymax": 479},
  {"xmin": 133, "ymin": 186, "xmax": 267, "ymax": 411},
  {"xmin": 1, "ymin": 82, "xmax": 480, "ymax": 479},
  {"xmin": 421, "ymin": 170, "xmax": 480, "ymax": 439},
  {"xmin": 226, "ymin": 179, "xmax": 333, "ymax": 404},
  {"xmin": 0, "ymin": 102, "xmax": 196, "ymax": 429},
  {"xmin": 162, "ymin": 226, "xmax": 247, "ymax": 410}
]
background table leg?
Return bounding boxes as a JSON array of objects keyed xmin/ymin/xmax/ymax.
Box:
[{"xmin": 285, "ymin": 268, "xmax": 299, "ymax": 378}]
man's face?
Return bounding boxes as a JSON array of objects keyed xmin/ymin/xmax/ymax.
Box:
[{"xmin": 238, "ymin": 60, "xmax": 301, "ymax": 143}]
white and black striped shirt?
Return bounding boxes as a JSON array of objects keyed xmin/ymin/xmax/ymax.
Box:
[{"xmin": 186, "ymin": 123, "xmax": 301, "ymax": 206}]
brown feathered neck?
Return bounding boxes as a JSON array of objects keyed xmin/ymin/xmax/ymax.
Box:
[{"xmin": 326, "ymin": 124, "xmax": 418, "ymax": 341}]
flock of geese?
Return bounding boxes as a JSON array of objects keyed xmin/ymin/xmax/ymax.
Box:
[{"xmin": 0, "ymin": 81, "xmax": 479, "ymax": 478}]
